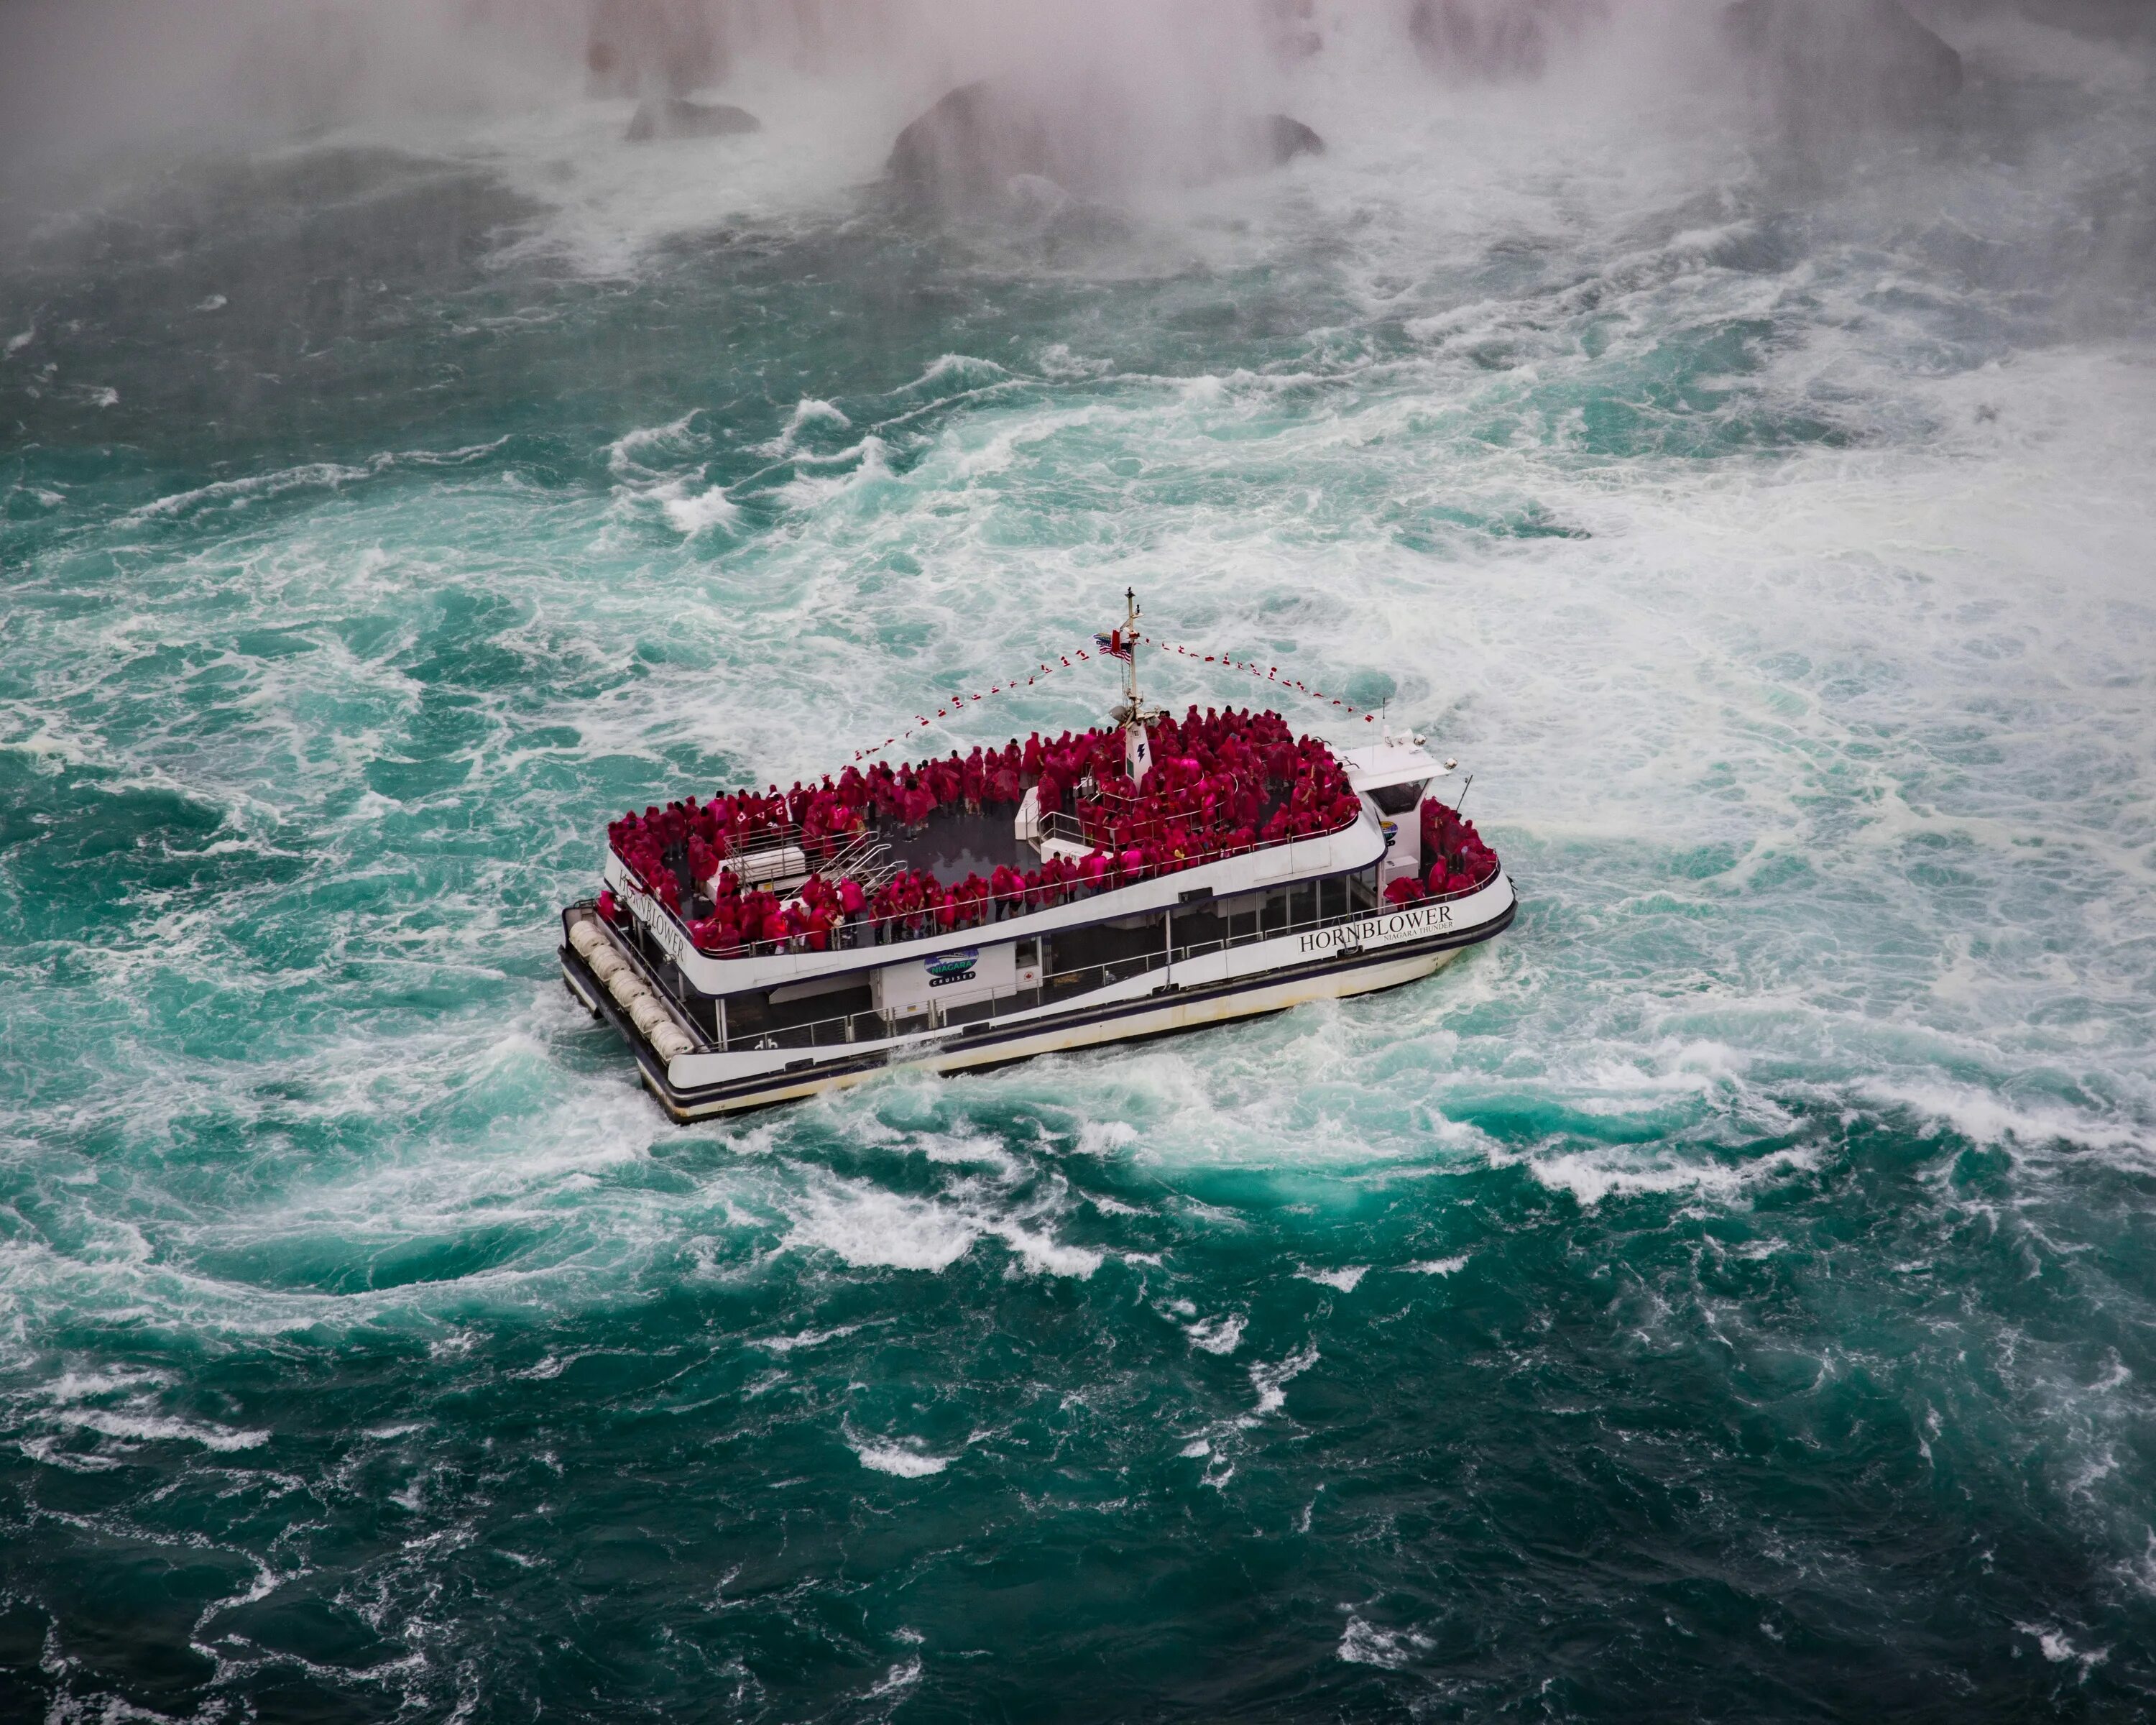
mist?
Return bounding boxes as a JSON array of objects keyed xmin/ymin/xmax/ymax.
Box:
[
  {"xmin": 4, "ymin": 0, "xmax": 2148, "ymax": 466},
  {"xmin": 6, "ymin": 0, "xmax": 2134, "ymax": 204}
]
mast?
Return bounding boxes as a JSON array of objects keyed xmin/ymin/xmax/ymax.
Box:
[
  {"xmin": 1108, "ymin": 586, "xmax": 1149, "ymax": 728},
  {"xmin": 1111, "ymin": 586, "xmax": 1154, "ymax": 785},
  {"xmin": 1121, "ymin": 586, "xmax": 1141, "ymax": 718}
]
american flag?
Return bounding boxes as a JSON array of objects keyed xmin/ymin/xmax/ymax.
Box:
[{"xmin": 1093, "ymin": 628, "xmax": 1133, "ymax": 661}]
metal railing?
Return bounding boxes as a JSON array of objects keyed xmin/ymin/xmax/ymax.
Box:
[
  {"xmin": 706, "ymin": 819, "xmax": 875, "ymax": 878},
  {"xmin": 619, "ymin": 837, "xmax": 1498, "ymax": 970},
  {"xmin": 713, "ymin": 874, "xmax": 1494, "ymax": 1054},
  {"xmin": 618, "ymin": 803, "xmax": 1381, "ymax": 963}
]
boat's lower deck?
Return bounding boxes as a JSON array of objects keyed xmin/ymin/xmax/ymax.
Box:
[{"xmin": 561, "ymin": 880, "xmax": 1516, "ymax": 1120}]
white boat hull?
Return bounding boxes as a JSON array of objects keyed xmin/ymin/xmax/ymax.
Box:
[{"xmin": 561, "ymin": 890, "xmax": 1510, "ymax": 1121}]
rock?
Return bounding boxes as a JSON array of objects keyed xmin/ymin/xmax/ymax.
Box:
[
  {"xmin": 887, "ymin": 82, "xmax": 1056, "ymax": 213},
  {"xmin": 625, "ymin": 98, "xmax": 763, "ymax": 143},
  {"xmin": 2014, "ymin": 0, "xmax": 2156, "ymax": 40},
  {"xmin": 1253, "ymin": 114, "xmax": 1325, "ymax": 166},
  {"xmin": 886, "ymin": 81, "xmax": 1325, "ymax": 216},
  {"xmin": 1723, "ymin": 0, "xmax": 1962, "ymax": 129}
]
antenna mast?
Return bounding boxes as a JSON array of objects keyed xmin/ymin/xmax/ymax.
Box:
[
  {"xmin": 1122, "ymin": 586, "xmax": 1141, "ymax": 718},
  {"xmin": 1109, "ymin": 586, "xmax": 1153, "ymax": 729}
]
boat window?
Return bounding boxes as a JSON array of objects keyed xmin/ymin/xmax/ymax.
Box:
[
  {"xmin": 723, "ymin": 990, "xmax": 773, "ymax": 1036},
  {"xmin": 772, "ymin": 970, "xmax": 874, "ymax": 1006},
  {"xmin": 1171, "ymin": 900, "xmax": 1227, "ymax": 954},
  {"xmin": 1366, "ymin": 779, "xmax": 1428, "ymax": 815},
  {"xmin": 1051, "ymin": 914, "xmax": 1167, "ymax": 976}
]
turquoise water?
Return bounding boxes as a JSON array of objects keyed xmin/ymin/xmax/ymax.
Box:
[{"xmin": 6, "ymin": 22, "xmax": 2156, "ymax": 1721}]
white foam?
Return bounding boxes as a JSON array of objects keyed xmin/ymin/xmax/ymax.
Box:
[
  {"xmin": 40, "ymin": 1367, "xmax": 172, "ymax": 1402},
  {"xmin": 1504, "ymin": 1146, "xmax": 1819, "ymax": 1210},
  {"xmin": 17, "ymin": 1437, "xmax": 123, "ymax": 1473},
  {"xmin": 412, "ymin": 65, "xmax": 916, "ymax": 277},
  {"xmin": 990, "ymin": 1223, "xmax": 1102, "ymax": 1280},
  {"xmin": 783, "ymin": 1179, "xmax": 978, "ymax": 1272},
  {"xmin": 778, "ymin": 1156, "xmax": 1097, "ymax": 1279},
  {"xmin": 754, "ymin": 1323, "xmax": 864, "ymax": 1355},
  {"xmin": 121, "ymin": 459, "xmax": 379, "ymax": 523},
  {"xmin": 1406, "ymin": 1256, "xmax": 1469, "ymax": 1276},
  {"xmin": 1072, "ymin": 1121, "xmax": 1138, "ymax": 1156},
  {"xmin": 850, "ymin": 1437, "xmax": 950, "ymax": 1478},
  {"xmin": 657, "ymin": 482, "xmax": 739, "ymax": 536},
  {"xmin": 1337, "ymin": 1613, "xmax": 1432, "ymax": 1669},
  {"xmin": 1296, "ymin": 1265, "xmax": 1368, "ymax": 1293},
  {"xmin": 775, "ymin": 435, "xmax": 894, "ymax": 510},
  {"xmin": 1186, "ymin": 1314, "xmax": 1245, "ymax": 1355},
  {"xmin": 766, "ymin": 397, "xmax": 852, "ymax": 453},
  {"xmin": 915, "ymin": 1131, "xmax": 1017, "ymax": 1171},
  {"xmin": 2019, "ymin": 1623, "xmax": 2107, "ymax": 1675},
  {"xmin": 864, "ymin": 1657, "xmax": 922, "ymax": 1698},
  {"xmin": 604, "ymin": 412, "xmax": 701, "ymax": 478},
  {"xmin": 1863, "ymin": 1081, "xmax": 2148, "ymax": 1160},
  {"xmin": 1249, "ymin": 1344, "xmax": 1319, "ymax": 1418},
  {"xmin": 55, "ymin": 1409, "xmax": 269, "ymax": 1451}
]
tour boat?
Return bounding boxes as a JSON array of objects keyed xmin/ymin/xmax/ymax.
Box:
[{"xmin": 559, "ymin": 597, "xmax": 1516, "ymax": 1119}]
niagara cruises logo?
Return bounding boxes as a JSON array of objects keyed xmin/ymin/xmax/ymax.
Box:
[
  {"xmin": 926, "ymin": 949, "xmax": 980, "ymax": 987},
  {"xmin": 1297, "ymin": 903, "xmax": 1453, "ymax": 955}
]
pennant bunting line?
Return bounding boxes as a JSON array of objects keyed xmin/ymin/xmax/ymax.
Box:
[
  {"xmin": 1135, "ymin": 634, "xmax": 1378, "ymax": 724},
  {"xmin": 851, "ymin": 649, "xmax": 1089, "ymax": 762},
  {"xmin": 849, "ymin": 630, "xmax": 1377, "ymax": 763}
]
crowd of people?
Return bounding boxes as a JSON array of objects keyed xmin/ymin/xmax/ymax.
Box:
[
  {"xmin": 598, "ymin": 707, "xmax": 1491, "ymax": 957},
  {"xmin": 1381, "ymin": 799, "xmax": 1501, "ymax": 906}
]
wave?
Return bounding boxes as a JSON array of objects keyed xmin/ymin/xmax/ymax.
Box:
[
  {"xmin": 848, "ymin": 1435, "xmax": 950, "ymax": 1478},
  {"xmin": 51, "ymin": 1409, "xmax": 270, "ymax": 1451}
]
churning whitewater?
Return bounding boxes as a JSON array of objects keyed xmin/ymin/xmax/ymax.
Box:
[{"xmin": 3, "ymin": 2, "xmax": 2155, "ymax": 1719}]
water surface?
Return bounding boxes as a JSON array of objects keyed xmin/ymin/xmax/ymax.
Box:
[{"xmin": 4, "ymin": 22, "xmax": 2155, "ymax": 1721}]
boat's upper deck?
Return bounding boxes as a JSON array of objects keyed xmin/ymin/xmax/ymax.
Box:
[
  {"xmin": 604, "ymin": 707, "xmax": 1367, "ymax": 957},
  {"xmin": 876, "ymin": 801, "xmax": 1032, "ymax": 888},
  {"xmin": 588, "ymin": 711, "xmax": 1499, "ymax": 999}
]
